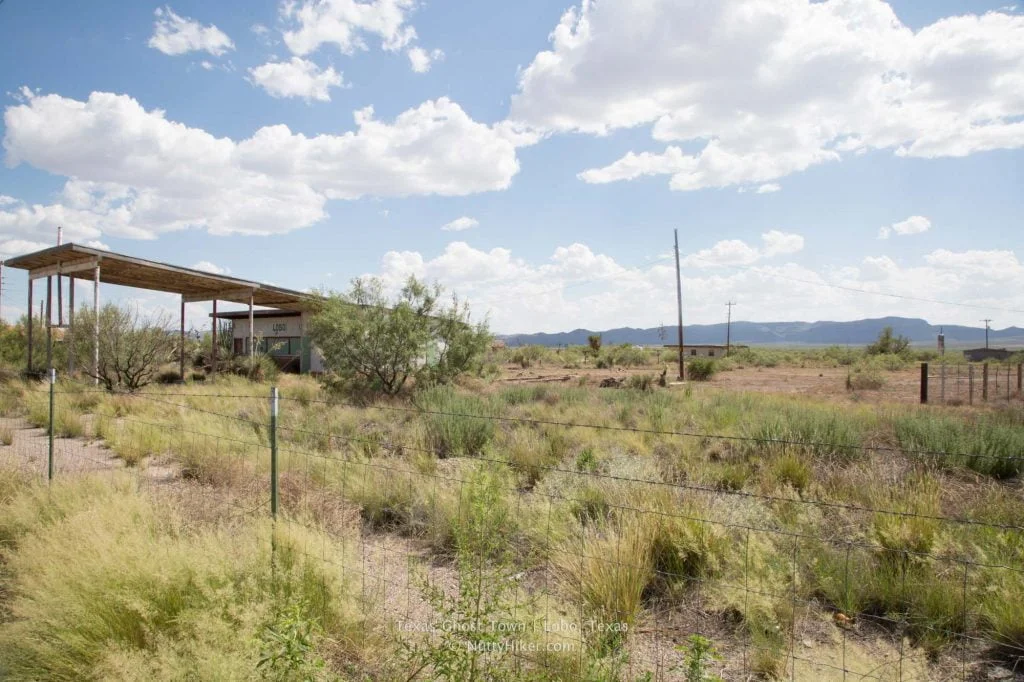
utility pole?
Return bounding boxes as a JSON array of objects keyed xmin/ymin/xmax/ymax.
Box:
[
  {"xmin": 673, "ymin": 229, "xmax": 685, "ymax": 381},
  {"xmin": 725, "ymin": 301, "xmax": 736, "ymax": 356},
  {"xmin": 981, "ymin": 319, "xmax": 992, "ymax": 349}
]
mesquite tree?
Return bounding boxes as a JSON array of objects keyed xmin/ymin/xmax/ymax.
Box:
[
  {"xmin": 70, "ymin": 304, "xmax": 176, "ymax": 391},
  {"xmin": 308, "ymin": 276, "xmax": 491, "ymax": 396}
]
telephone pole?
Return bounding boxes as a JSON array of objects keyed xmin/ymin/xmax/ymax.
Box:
[
  {"xmin": 725, "ymin": 301, "xmax": 736, "ymax": 355},
  {"xmin": 673, "ymin": 229, "xmax": 685, "ymax": 381},
  {"xmin": 981, "ymin": 319, "xmax": 992, "ymax": 349}
]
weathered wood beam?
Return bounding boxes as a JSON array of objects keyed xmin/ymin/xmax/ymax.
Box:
[
  {"xmin": 29, "ymin": 257, "xmax": 100, "ymax": 280},
  {"xmin": 182, "ymin": 287, "xmax": 257, "ymax": 304}
]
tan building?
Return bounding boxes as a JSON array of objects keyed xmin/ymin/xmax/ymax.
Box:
[{"xmin": 663, "ymin": 344, "xmax": 744, "ymax": 358}]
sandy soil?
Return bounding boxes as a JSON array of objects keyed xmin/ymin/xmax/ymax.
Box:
[{"xmin": 497, "ymin": 362, "xmax": 1023, "ymax": 409}]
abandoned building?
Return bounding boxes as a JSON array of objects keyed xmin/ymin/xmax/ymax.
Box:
[
  {"xmin": 963, "ymin": 347, "xmax": 1014, "ymax": 362},
  {"xmin": 3, "ymin": 243, "xmax": 321, "ymax": 376},
  {"xmin": 662, "ymin": 344, "xmax": 746, "ymax": 358}
]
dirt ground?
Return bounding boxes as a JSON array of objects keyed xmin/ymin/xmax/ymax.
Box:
[
  {"xmin": 497, "ymin": 363, "xmax": 923, "ymax": 404},
  {"xmin": 498, "ymin": 362, "xmax": 1024, "ymax": 409}
]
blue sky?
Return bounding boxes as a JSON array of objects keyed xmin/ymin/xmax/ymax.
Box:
[{"xmin": 1, "ymin": 0, "xmax": 1022, "ymax": 333}]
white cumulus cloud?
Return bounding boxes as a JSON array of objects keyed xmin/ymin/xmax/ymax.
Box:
[
  {"xmin": 362, "ymin": 241, "xmax": 1024, "ymax": 333},
  {"xmin": 878, "ymin": 215, "xmax": 931, "ymax": 239},
  {"xmin": 408, "ymin": 46, "xmax": 444, "ymax": 73},
  {"xmin": 441, "ymin": 216, "xmax": 479, "ymax": 232},
  {"xmin": 280, "ymin": 0, "xmax": 437, "ymax": 73},
  {"xmin": 248, "ymin": 58, "xmax": 344, "ymax": 101},
  {"xmin": 2, "ymin": 90, "xmax": 522, "ymax": 242},
  {"xmin": 512, "ymin": 0, "xmax": 1024, "ymax": 192},
  {"xmin": 683, "ymin": 231, "xmax": 805, "ymax": 267},
  {"xmin": 148, "ymin": 6, "xmax": 234, "ymax": 57}
]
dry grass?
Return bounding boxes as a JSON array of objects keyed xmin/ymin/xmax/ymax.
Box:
[{"xmin": 2, "ymin": 372, "xmax": 1023, "ymax": 679}]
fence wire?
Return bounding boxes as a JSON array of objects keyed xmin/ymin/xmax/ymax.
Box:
[
  {"xmin": 3, "ymin": 380, "xmax": 1023, "ymax": 681},
  {"xmin": 923, "ymin": 361, "xmax": 1024, "ymax": 406}
]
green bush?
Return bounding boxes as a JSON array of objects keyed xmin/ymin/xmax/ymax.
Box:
[
  {"xmin": 687, "ymin": 358, "xmax": 717, "ymax": 381},
  {"xmin": 417, "ymin": 386, "xmax": 495, "ymax": 457},
  {"xmin": 626, "ymin": 374, "xmax": 656, "ymax": 391},
  {"xmin": 846, "ymin": 366, "xmax": 886, "ymax": 390}
]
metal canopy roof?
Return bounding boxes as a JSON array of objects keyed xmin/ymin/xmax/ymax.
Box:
[{"xmin": 3, "ymin": 243, "xmax": 315, "ymax": 312}]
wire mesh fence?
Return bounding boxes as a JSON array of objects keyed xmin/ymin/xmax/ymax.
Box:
[
  {"xmin": 3, "ymin": 377, "xmax": 1024, "ymax": 680},
  {"xmin": 921, "ymin": 362, "xmax": 1024, "ymax": 406}
]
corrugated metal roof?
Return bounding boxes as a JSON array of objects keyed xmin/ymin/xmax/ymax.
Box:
[{"xmin": 4, "ymin": 243, "xmax": 315, "ymax": 311}]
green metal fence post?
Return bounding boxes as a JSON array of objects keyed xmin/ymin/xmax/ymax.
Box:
[
  {"xmin": 48, "ymin": 368, "xmax": 55, "ymax": 481},
  {"xmin": 270, "ymin": 385, "xmax": 278, "ymax": 519}
]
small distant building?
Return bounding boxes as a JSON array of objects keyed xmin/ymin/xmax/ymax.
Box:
[
  {"xmin": 215, "ymin": 310, "xmax": 321, "ymax": 374},
  {"xmin": 662, "ymin": 344, "xmax": 745, "ymax": 358},
  {"xmin": 963, "ymin": 348, "xmax": 1014, "ymax": 362}
]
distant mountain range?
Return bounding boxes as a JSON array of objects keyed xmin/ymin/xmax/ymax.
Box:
[{"xmin": 499, "ymin": 317, "xmax": 1024, "ymax": 348}]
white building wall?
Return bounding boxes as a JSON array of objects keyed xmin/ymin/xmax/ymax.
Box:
[{"xmin": 231, "ymin": 313, "xmax": 326, "ymax": 373}]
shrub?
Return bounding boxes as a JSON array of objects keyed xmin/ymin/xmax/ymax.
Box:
[
  {"xmin": 417, "ymin": 386, "xmax": 495, "ymax": 457},
  {"xmin": 867, "ymin": 326, "xmax": 910, "ymax": 356},
  {"xmin": 608, "ymin": 344, "xmax": 650, "ymax": 367},
  {"xmin": 687, "ymin": 358, "xmax": 716, "ymax": 381},
  {"xmin": 846, "ymin": 366, "xmax": 886, "ymax": 390},
  {"xmin": 557, "ymin": 505, "xmax": 726, "ymax": 650},
  {"xmin": 0, "ymin": 425, "xmax": 13, "ymax": 446},
  {"xmin": 772, "ymin": 453, "xmax": 812, "ymax": 492},
  {"xmin": 681, "ymin": 634, "xmax": 724, "ymax": 682},
  {"xmin": 509, "ymin": 345, "xmax": 549, "ymax": 369},
  {"xmin": 156, "ymin": 368, "xmax": 182, "ymax": 384},
  {"xmin": 54, "ymin": 410, "xmax": 85, "ymax": 439},
  {"xmin": 626, "ymin": 374, "xmax": 656, "ymax": 391},
  {"xmin": 0, "ymin": 477, "xmax": 368, "ymax": 681},
  {"xmin": 227, "ymin": 355, "xmax": 278, "ymax": 382},
  {"xmin": 310, "ymin": 277, "xmax": 489, "ymax": 396},
  {"xmin": 68, "ymin": 304, "xmax": 176, "ymax": 392},
  {"xmin": 892, "ymin": 412, "xmax": 1024, "ymax": 479}
]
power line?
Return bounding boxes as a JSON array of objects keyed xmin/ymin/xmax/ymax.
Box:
[{"xmin": 725, "ymin": 300, "xmax": 736, "ymax": 354}]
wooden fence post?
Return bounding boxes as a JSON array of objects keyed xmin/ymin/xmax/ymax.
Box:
[
  {"xmin": 982, "ymin": 364, "xmax": 989, "ymax": 402},
  {"xmin": 1018, "ymin": 363, "xmax": 1022, "ymax": 398},
  {"xmin": 968, "ymin": 365, "xmax": 974, "ymax": 405},
  {"xmin": 920, "ymin": 362, "xmax": 928, "ymax": 404}
]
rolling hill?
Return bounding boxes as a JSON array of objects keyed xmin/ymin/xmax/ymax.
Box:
[{"xmin": 499, "ymin": 317, "xmax": 1024, "ymax": 348}]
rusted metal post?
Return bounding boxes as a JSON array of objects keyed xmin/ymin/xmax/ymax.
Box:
[
  {"xmin": 982, "ymin": 364, "xmax": 989, "ymax": 402},
  {"xmin": 920, "ymin": 362, "xmax": 928, "ymax": 404}
]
